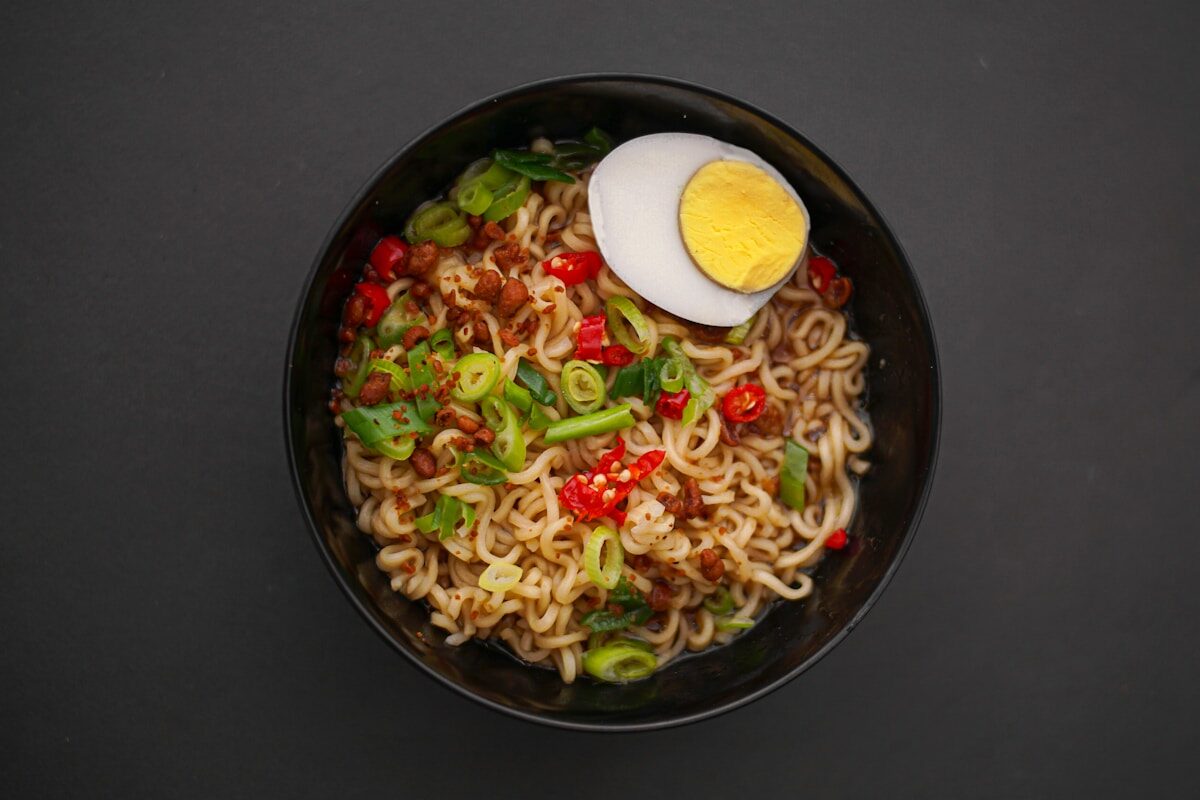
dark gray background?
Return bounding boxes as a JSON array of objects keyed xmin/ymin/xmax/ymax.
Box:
[{"xmin": 3, "ymin": 0, "xmax": 1197, "ymax": 796}]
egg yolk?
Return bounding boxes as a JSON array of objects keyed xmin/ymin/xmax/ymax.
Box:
[{"xmin": 678, "ymin": 160, "xmax": 807, "ymax": 293}]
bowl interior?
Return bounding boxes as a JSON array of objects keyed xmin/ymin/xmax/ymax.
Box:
[{"xmin": 286, "ymin": 76, "xmax": 939, "ymax": 730}]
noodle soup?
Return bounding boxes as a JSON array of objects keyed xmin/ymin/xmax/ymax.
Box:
[{"xmin": 329, "ymin": 131, "xmax": 869, "ymax": 684}]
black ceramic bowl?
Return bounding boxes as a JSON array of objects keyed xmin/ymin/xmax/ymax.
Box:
[{"xmin": 286, "ymin": 75, "xmax": 939, "ymax": 731}]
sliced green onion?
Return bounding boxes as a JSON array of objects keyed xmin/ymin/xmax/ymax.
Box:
[
  {"xmin": 439, "ymin": 494, "xmax": 460, "ymax": 541},
  {"xmin": 528, "ymin": 403, "xmax": 552, "ymax": 431},
  {"xmin": 587, "ymin": 632, "xmax": 654, "ymax": 652},
  {"xmin": 482, "ymin": 175, "xmax": 531, "ymax": 222},
  {"xmin": 641, "ymin": 356, "xmax": 664, "ymax": 406},
  {"xmin": 584, "ymin": 525, "xmax": 623, "ymax": 590},
  {"xmin": 479, "ymin": 562, "xmax": 523, "ymax": 592},
  {"xmin": 516, "ymin": 358, "xmax": 556, "ymax": 405},
  {"xmin": 780, "ymin": 439, "xmax": 809, "ymax": 511},
  {"xmin": 370, "ymin": 435, "xmax": 416, "ymax": 461},
  {"xmin": 659, "ymin": 357, "xmax": 685, "ymax": 394},
  {"xmin": 702, "ymin": 586, "xmax": 734, "ymax": 615},
  {"xmin": 342, "ymin": 335, "xmax": 375, "ymax": 398},
  {"xmin": 406, "ymin": 340, "xmax": 439, "ymax": 422},
  {"xmin": 480, "ymin": 395, "xmax": 525, "ymax": 472},
  {"xmin": 493, "ymin": 149, "xmax": 575, "ymax": 184},
  {"xmin": 341, "ymin": 400, "xmax": 432, "ymax": 444},
  {"xmin": 611, "ymin": 362, "xmax": 645, "ymax": 400},
  {"xmin": 725, "ymin": 313, "xmax": 757, "ymax": 345},
  {"xmin": 583, "ymin": 127, "xmax": 613, "ymax": 154},
  {"xmin": 450, "ymin": 352, "xmax": 502, "ymax": 403},
  {"xmin": 561, "ymin": 359, "xmax": 607, "ymax": 414},
  {"xmin": 375, "ymin": 291, "xmax": 423, "ymax": 348},
  {"xmin": 456, "ymin": 158, "xmax": 515, "ymax": 191},
  {"xmin": 715, "ymin": 616, "xmax": 755, "ymax": 632},
  {"xmin": 455, "ymin": 447, "xmax": 508, "ymax": 485},
  {"xmin": 456, "ymin": 180, "xmax": 493, "ymax": 215},
  {"xmin": 429, "ymin": 328, "xmax": 455, "ymax": 363},
  {"xmin": 582, "ymin": 643, "xmax": 657, "ymax": 682},
  {"xmin": 681, "ymin": 397, "xmax": 700, "ymax": 427},
  {"xmin": 404, "ymin": 201, "xmax": 470, "ymax": 247},
  {"xmin": 415, "ymin": 493, "xmax": 471, "ymax": 539},
  {"xmin": 503, "ymin": 379, "xmax": 533, "ymax": 413},
  {"xmin": 542, "ymin": 404, "xmax": 634, "ymax": 444},
  {"xmin": 605, "ymin": 296, "xmax": 651, "ymax": 354},
  {"xmin": 367, "ymin": 358, "xmax": 412, "ymax": 395},
  {"xmin": 661, "ymin": 336, "xmax": 715, "ymax": 419},
  {"xmin": 550, "ymin": 142, "xmax": 605, "ymax": 171}
]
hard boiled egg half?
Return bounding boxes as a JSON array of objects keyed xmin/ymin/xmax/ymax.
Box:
[{"xmin": 588, "ymin": 133, "xmax": 810, "ymax": 327}]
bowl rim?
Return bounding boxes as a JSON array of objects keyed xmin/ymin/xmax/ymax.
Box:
[{"xmin": 284, "ymin": 72, "xmax": 942, "ymax": 732}]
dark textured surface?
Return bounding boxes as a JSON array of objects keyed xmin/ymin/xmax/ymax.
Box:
[{"xmin": 2, "ymin": 0, "xmax": 1197, "ymax": 796}]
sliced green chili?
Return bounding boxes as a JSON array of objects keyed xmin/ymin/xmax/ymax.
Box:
[
  {"xmin": 550, "ymin": 142, "xmax": 603, "ymax": 171},
  {"xmin": 605, "ymin": 296, "xmax": 651, "ymax": 354},
  {"xmin": 450, "ymin": 352, "xmax": 502, "ymax": 403},
  {"xmin": 493, "ymin": 149, "xmax": 575, "ymax": 184},
  {"xmin": 370, "ymin": 435, "xmax": 416, "ymax": 461},
  {"xmin": 342, "ymin": 334, "xmax": 375, "ymax": 398},
  {"xmin": 341, "ymin": 400, "xmax": 432, "ymax": 444},
  {"xmin": 480, "ymin": 395, "xmax": 525, "ymax": 472},
  {"xmin": 455, "ymin": 446, "xmax": 508, "ymax": 485},
  {"xmin": 456, "ymin": 180, "xmax": 493, "ymax": 215},
  {"xmin": 583, "ymin": 127, "xmax": 613, "ymax": 154},
  {"xmin": 374, "ymin": 291, "xmax": 423, "ymax": 348},
  {"xmin": 528, "ymin": 402, "xmax": 552, "ymax": 431},
  {"xmin": 515, "ymin": 358, "xmax": 556, "ymax": 406},
  {"xmin": 415, "ymin": 493, "xmax": 471, "ymax": 541},
  {"xmin": 561, "ymin": 359, "xmax": 607, "ymax": 415},
  {"xmin": 429, "ymin": 328, "xmax": 455, "ymax": 363},
  {"xmin": 503, "ymin": 379, "xmax": 533, "ymax": 413},
  {"xmin": 582, "ymin": 643, "xmax": 657, "ymax": 682},
  {"xmin": 542, "ymin": 404, "xmax": 634, "ymax": 444},
  {"xmin": 366, "ymin": 358, "xmax": 412, "ymax": 396},
  {"xmin": 482, "ymin": 175, "xmax": 531, "ymax": 222},
  {"xmin": 780, "ymin": 438, "xmax": 809, "ymax": 511},
  {"xmin": 406, "ymin": 340, "xmax": 439, "ymax": 422}
]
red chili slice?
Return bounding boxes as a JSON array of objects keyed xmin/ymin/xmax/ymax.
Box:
[
  {"xmin": 807, "ymin": 256, "xmax": 837, "ymax": 294},
  {"xmin": 721, "ymin": 384, "xmax": 767, "ymax": 424},
  {"xmin": 823, "ymin": 276, "xmax": 853, "ymax": 309},
  {"xmin": 601, "ymin": 344, "xmax": 635, "ymax": 366},
  {"xmin": 353, "ymin": 282, "xmax": 391, "ymax": 327},
  {"xmin": 543, "ymin": 251, "xmax": 601, "ymax": 285},
  {"xmin": 369, "ymin": 235, "xmax": 409, "ymax": 280},
  {"xmin": 655, "ymin": 388, "xmax": 690, "ymax": 420},
  {"xmin": 557, "ymin": 438, "xmax": 666, "ymax": 524},
  {"xmin": 825, "ymin": 528, "xmax": 848, "ymax": 550},
  {"xmin": 573, "ymin": 314, "xmax": 607, "ymax": 361}
]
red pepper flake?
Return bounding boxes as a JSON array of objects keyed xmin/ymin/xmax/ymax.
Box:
[
  {"xmin": 557, "ymin": 438, "xmax": 666, "ymax": 525},
  {"xmin": 826, "ymin": 528, "xmax": 848, "ymax": 550}
]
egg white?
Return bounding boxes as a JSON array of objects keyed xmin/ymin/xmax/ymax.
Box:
[{"xmin": 588, "ymin": 133, "xmax": 810, "ymax": 327}]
